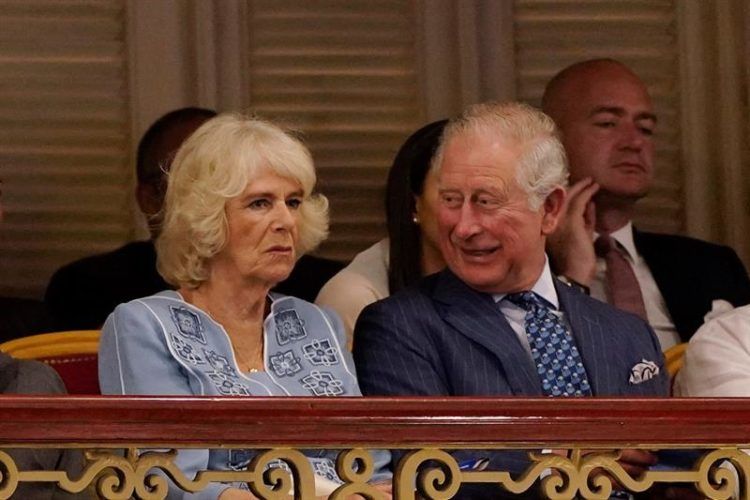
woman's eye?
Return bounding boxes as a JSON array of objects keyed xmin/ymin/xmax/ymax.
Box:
[
  {"xmin": 595, "ymin": 121, "xmax": 615, "ymax": 128},
  {"xmin": 286, "ymin": 198, "xmax": 302, "ymax": 209},
  {"xmin": 248, "ymin": 199, "xmax": 270, "ymax": 209}
]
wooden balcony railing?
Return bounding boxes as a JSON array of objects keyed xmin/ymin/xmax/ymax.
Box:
[{"xmin": 1, "ymin": 396, "xmax": 750, "ymax": 499}]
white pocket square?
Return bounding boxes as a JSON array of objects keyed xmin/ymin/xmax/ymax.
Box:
[{"xmin": 629, "ymin": 359, "xmax": 659, "ymax": 384}]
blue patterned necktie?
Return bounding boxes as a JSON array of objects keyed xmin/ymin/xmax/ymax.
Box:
[{"xmin": 506, "ymin": 292, "xmax": 592, "ymax": 397}]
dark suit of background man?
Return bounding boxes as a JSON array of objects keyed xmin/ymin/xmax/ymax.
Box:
[
  {"xmin": 44, "ymin": 107, "xmax": 217, "ymax": 330},
  {"xmin": 354, "ymin": 102, "xmax": 668, "ymax": 498},
  {"xmin": 45, "ymin": 108, "xmax": 343, "ymax": 330},
  {"xmin": 542, "ymin": 59, "xmax": 750, "ymax": 350}
]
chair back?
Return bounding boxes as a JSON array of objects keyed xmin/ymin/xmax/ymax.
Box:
[
  {"xmin": 0, "ymin": 330, "xmax": 101, "ymax": 394},
  {"xmin": 664, "ymin": 342, "xmax": 688, "ymax": 378},
  {"xmin": 664, "ymin": 342, "xmax": 688, "ymax": 395}
]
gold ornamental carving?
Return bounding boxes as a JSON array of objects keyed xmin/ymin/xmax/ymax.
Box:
[{"xmin": 0, "ymin": 446, "xmax": 748, "ymax": 498}]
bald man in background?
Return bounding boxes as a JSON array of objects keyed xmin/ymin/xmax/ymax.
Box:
[{"xmin": 543, "ymin": 59, "xmax": 750, "ymax": 350}]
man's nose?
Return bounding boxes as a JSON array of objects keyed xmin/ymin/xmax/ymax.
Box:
[
  {"xmin": 618, "ymin": 122, "xmax": 646, "ymax": 151},
  {"xmin": 452, "ymin": 203, "xmax": 481, "ymax": 240}
]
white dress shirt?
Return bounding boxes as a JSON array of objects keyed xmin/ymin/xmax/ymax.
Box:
[{"xmin": 591, "ymin": 222, "xmax": 681, "ymax": 351}]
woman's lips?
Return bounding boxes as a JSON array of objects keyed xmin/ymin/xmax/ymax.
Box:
[{"xmin": 267, "ymin": 246, "xmax": 293, "ymax": 254}]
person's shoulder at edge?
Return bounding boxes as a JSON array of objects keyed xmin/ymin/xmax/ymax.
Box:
[
  {"xmin": 0, "ymin": 351, "xmax": 66, "ymax": 395},
  {"xmin": 675, "ymin": 304, "xmax": 750, "ymax": 396}
]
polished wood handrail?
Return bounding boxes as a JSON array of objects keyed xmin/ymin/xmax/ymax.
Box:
[
  {"xmin": 1, "ymin": 396, "xmax": 749, "ymax": 447},
  {"xmin": 1, "ymin": 396, "xmax": 750, "ymax": 498}
]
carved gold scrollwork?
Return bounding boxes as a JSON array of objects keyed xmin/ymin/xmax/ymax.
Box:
[
  {"xmin": 395, "ymin": 449, "xmax": 462, "ymax": 499},
  {"xmin": 525, "ymin": 452, "xmax": 579, "ymax": 500},
  {"xmin": 247, "ymin": 448, "xmax": 315, "ymax": 499},
  {"xmin": 576, "ymin": 450, "xmax": 631, "ymax": 499},
  {"xmin": 390, "ymin": 448, "xmax": 750, "ymax": 499},
  {"xmin": 85, "ymin": 447, "xmax": 317, "ymax": 499},
  {"xmin": 82, "ymin": 447, "xmax": 181, "ymax": 499},
  {"xmin": 0, "ymin": 445, "xmax": 748, "ymax": 499},
  {"xmin": 694, "ymin": 448, "xmax": 750, "ymax": 499},
  {"xmin": 331, "ymin": 448, "xmax": 387, "ymax": 499},
  {"xmin": 0, "ymin": 451, "xmax": 19, "ymax": 499}
]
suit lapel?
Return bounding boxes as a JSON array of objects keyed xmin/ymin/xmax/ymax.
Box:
[
  {"xmin": 555, "ymin": 280, "xmax": 607, "ymax": 395},
  {"xmin": 432, "ymin": 270, "xmax": 542, "ymax": 395}
]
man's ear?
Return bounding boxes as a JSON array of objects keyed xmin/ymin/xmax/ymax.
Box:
[{"xmin": 540, "ymin": 186, "xmax": 566, "ymax": 235}]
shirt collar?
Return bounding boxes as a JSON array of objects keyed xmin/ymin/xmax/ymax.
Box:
[
  {"xmin": 492, "ymin": 257, "xmax": 559, "ymax": 310},
  {"xmin": 595, "ymin": 221, "xmax": 638, "ymax": 262}
]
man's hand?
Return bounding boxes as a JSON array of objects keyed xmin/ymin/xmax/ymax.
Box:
[
  {"xmin": 347, "ymin": 481, "xmax": 393, "ymax": 499},
  {"xmin": 546, "ymin": 177, "xmax": 599, "ymax": 285},
  {"xmin": 218, "ymin": 487, "xmax": 261, "ymax": 500},
  {"xmin": 617, "ymin": 448, "xmax": 658, "ymax": 478}
]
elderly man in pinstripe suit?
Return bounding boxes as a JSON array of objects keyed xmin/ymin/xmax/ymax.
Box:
[{"xmin": 354, "ymin": 102, "xmax": 669, "ymax": 498}]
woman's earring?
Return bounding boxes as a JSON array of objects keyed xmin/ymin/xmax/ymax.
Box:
[{"xmin": 412, "ymin": 214, "xmax": 419, "ymax": 224}]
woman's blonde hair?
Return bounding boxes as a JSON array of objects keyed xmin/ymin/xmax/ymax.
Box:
[{"xmin": 156, "ymin": 113, "xmax": 328, "ymax": 288}]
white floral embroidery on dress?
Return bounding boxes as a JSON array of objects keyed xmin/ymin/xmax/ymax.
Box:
[
  {"xmin": 302, "ymin": 339, "xmax": 339, "ymax": 366},
  {"xmin": 171, "ymin": 335, "xmax": 205, "ymax": 365},
  {"xmin": 300, "ymin": 371, "xmax": 344, "ymax": 396},
  {"xmin": 208, "ymin": 371, "xmax": 252, "ymax": 395},
  {"xmin": 274, "ymin": 309, "xmax": 308, "ymax": 345},
  {"xmin": 169, "ymin": 306, "xmax": 207, "ymax": 344},
  {"xmin": 313, "ymin": 460, "xmax": 342, "ymax": 483},
  {"xmin": 269, "ymin": 350, "xmax": 303, "ymax": 377},
  {"xmin": 204, "ymin": 350, "xmax": 239, "ymax": 378}
]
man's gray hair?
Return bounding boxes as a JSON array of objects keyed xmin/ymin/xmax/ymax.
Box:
[{"xmin": 432, "ymin": 101, "xmax": 568, "ymax": 209}]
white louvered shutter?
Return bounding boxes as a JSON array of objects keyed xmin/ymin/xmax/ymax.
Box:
[
  {"xmin": 514, "ymin": 0, "xmax": 682, "ymax": 233},
  {"xmin": 0, "ymin": 0, "xmax": 133, "ymax": 298},
  {"xmin": 245, "ymin": 0, "xmax": 422, "ymax": 260}
]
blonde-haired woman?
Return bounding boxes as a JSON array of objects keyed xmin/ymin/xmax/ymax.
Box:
[{"xmin": 99, "ymin": 114, "xmax": 389, "ymax": 500}]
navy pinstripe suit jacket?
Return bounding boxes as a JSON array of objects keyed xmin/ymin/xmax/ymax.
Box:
[{"xmin": 353, "ymin": 268, "xmax": 668, "ymax": 494}]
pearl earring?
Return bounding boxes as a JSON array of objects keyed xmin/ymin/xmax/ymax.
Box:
[{"xmin": 412, "ymin": 214, "xmax": 419, "ymax": 224}]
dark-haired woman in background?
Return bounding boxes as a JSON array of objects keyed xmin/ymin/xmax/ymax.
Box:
[{"xmin": 316, "ymin": 120, "xmax": 447, "ymax": 348}]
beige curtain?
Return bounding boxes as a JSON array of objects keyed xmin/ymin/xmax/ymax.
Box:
[{"xmin": 0, "ymin": 0, "xmax": 133, "ymax": 298}]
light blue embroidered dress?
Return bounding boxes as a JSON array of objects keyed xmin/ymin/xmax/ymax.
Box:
[{"xmin": 99, "ymin": 290, "xmax": 388, "ymax": 499}]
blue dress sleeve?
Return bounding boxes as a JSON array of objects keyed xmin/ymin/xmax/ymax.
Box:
[{"xmin": 99, "ymin": 301, "xmax": 233, "ymax": 500}]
